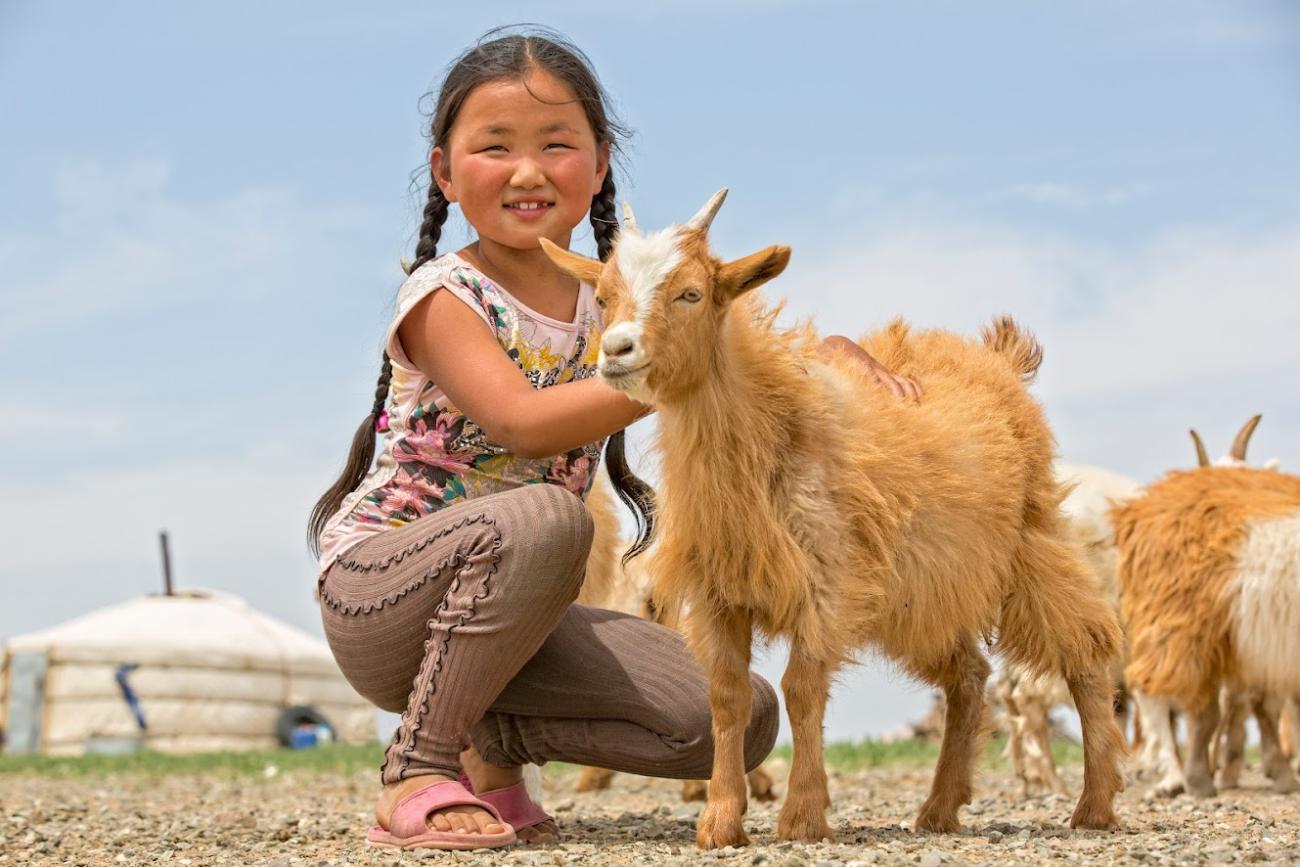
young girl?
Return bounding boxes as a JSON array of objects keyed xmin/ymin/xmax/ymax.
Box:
[{"xmin": 310, "ymin": 28, "xmax": 917, "ymax": 852}]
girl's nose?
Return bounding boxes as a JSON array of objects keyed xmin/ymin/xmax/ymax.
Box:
[{"xmin": 510, "ymin": 157, "xmax": 546, "ymax": 189}]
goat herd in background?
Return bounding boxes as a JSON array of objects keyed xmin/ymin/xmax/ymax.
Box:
[{"xmin": 538, "ymin": 190, "xmax": 1299, "ymax": 849}]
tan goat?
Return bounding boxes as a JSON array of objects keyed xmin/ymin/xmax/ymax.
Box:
[
  {"xmin": 541, "ymin": 189, "xmax": 1124, "ymax": 847},
  {"xmin": 1114, "ymin": 464, "xmax": 1300, "ymax": 798}
]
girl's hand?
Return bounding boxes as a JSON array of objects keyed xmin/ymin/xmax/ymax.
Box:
[{"xmin": 821, "ymin": 335, "xmax": 922, "ymax": 403}]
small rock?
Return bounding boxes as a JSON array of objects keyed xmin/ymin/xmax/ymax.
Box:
[
  {"xmin": 919, "ymin": 851, "xmax": 943, "ymax": 867},
  {"xmin": 554, "ymin": 799, "xmax": 575, "ymax": 813}
]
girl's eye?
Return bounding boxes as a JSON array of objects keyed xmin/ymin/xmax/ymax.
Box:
[
  {"xmin": 545, "ymin": 143, "xmax": 573, "ymax": 150},
  {"xmin": 675, "ymin": 288, "xmax": 702, "ymax": 303},
  {"xmin": 477, "ymin": 145, "xmax": 507, "ymax": 153}
]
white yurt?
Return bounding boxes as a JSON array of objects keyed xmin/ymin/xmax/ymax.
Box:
[{"xmin": 0, "ymin": 588, "xmax": 376, "ymax": 756}]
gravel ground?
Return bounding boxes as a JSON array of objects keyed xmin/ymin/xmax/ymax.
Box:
[{"xmin": 3, "ymin": 760, "xmax": 1299, "ymax": 866}]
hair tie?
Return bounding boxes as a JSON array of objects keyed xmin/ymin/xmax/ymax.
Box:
[{"xmin": 375, "ymin": 410, "xmax": 390, "ymax": 433}]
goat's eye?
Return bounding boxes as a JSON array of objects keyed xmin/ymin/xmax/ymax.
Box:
[
  {"xmin": 595, "ymin": 296, "xmax": 607, "ymax": 309},
  {"xmin": 676, "ymin": 288, "xmax": 702, "ymax": 303}
]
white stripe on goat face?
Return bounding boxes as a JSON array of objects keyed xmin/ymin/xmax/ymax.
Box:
[{"xmin": 601, "ymin": 226, "xmax": 685, "ymax": 366}]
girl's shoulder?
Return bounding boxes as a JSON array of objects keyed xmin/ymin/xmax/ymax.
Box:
[{"xmin": 396, "ymin": 252, "xmax": 470, "ymax": 311}]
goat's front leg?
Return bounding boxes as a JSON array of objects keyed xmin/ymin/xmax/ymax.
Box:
[
  {"xmin": 777, "ymin": 642, "xmax": 835, "ymax": 842},
  {"xmin": 695, "ymin": 607, "xmax": 754, "ymax": 850}
]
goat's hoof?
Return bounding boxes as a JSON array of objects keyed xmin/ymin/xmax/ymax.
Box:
[
  {"xmin": 1270, "ymin": 775, "xmax": 1300, "ymax": 795},
  {"xmin": 680, "ymin": 780, "xmax": 708, "ymax": 802},
  {"xmin": 776, "ymin": 810, "xmax": 833, "ymax": 843},
  {"xmin": 1069, "ymin": 804, "xmax": 1120, "ymax": 831},
  {"xmin": 1148, "ymin": 777, "xmax": 1185, "ymax": 799},
  {"xmin": 574, "ymin": 767, "xmax": 615, "ymax": 792},
  {"xmin": 1186, "ymin": 776, "xmax": 1217, "ymax": 799},
  {"xmin": 696, "ymin": 805, "xmax": 750, "ymax": 849},
  {"xmin": 914, "ymin": 803, "xmax": 961, "ymax": 834}
]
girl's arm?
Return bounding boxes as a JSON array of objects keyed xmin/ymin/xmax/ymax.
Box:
[
  {"xmin": 399, "ymin": 288, "xmax": 650, "ymax": 459},
  {"xmin": 821, "ymin": 335, "xmax": 922, "ymax": 402}
]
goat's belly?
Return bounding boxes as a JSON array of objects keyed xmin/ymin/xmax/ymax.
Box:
[{"xmin": 1231, "ymin": 512, "xmax": 1300, "ymax": 693}]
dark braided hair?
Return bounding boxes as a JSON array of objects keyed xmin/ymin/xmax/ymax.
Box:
[
  {"xmin": 589, "ymin": 171, "xmax": 657, "ymax": 563},
  {"xmin": 309, "ymin": 26, "xmax": 655, "ymax": 559}
]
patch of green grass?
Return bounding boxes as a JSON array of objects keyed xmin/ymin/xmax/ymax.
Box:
[
  {"xmin": 0, "ymin": 742, "xmax": 386, "ymax": 779},
  {"xmin": 0, "ymin": 737, "xmax": 1087, "ymax": 780}
]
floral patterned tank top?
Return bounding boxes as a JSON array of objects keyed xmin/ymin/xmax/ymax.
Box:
[{"xmin": 317, "ymin": 252, "xmax": 606, "ymax": 578}]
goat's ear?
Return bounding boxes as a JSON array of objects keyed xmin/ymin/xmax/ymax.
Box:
[
  {"xmin": 716, "ymin": 245, "xmax": 791, "ymax": 302},
  {"xmin": 539, "ymin": 238, "xmax": 605, "ymax": 285}
]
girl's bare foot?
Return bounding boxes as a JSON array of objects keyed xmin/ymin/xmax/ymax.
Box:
[
  {"xmin": 375, "ymin": 773, "xmax": 507, "ymax": 837},
  {"xmin": 460, "ymin": 746, "xmax": 560, "ymax": 844}
]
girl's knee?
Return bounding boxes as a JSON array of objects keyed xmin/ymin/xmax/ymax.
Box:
[{"xmin": 499, "ymin": 484, "xmax": 594, "ymax": 600}]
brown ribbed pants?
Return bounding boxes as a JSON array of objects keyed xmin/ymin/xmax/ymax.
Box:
[{"xmin": 320, "ymin": 484, "xmax": 779, "ymax": 784}]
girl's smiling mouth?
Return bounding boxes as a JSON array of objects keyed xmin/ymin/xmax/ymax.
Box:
[{"xmin": 505, "ymin": 200, "xmax": 555, "ymax": 220}]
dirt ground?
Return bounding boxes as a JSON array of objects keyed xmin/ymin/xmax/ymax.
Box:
[{"xmin": 3, "ymin": 760, "xmax": 1299, "ymax": 866}]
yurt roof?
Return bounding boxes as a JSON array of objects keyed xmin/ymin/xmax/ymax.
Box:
[{"xmin": 4, "ymin": 588, "xmax": 338, "ymax": 674}]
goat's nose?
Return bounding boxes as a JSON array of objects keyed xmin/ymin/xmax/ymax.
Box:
[{"xmin": 603, "ymin": 333, "xmax": 635, "ymax": 359}]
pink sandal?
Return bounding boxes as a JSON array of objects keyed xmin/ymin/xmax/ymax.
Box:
[
  {"xmin": 367, "ymin": 779, "xmax": 517, "ymax": 851},
  {"xmin": 459, "ymin": 770, "xmax": 555, "ymax": 833}
]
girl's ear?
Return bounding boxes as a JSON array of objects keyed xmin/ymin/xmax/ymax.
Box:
[
  {"xmin": 431, "ymin": 147, "xmax": 457, "ymax": 203},
  {"xmin": 592, "ymin": 140, "xmax": 611, "ymax": 196},
  {"xmin": 539, "ymin": 238, "xmax": 605, "ymax": 284},
  {"xmin": 716, "ymin": 245, "xmax": 791, "ymax": 303}
]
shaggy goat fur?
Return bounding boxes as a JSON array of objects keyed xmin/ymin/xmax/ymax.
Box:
[
  {"xmin": 541, "ymin": 191, "xmax": 1125, "ymax": 847},
  {"xmin": 1114, "ymin": 466, "xmax": 1300, "ymax": 796}
]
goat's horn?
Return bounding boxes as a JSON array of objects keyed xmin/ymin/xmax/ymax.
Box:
[
  {"xmin": 621, "ymin": 201, "xmax": 639, "ymax": 233},
  {"xmin": 1189, "ymin": 429, "xmax": 1210, "ymax": 468},
  {"xmin": 687, "ymin": 188, "xmax": 729, "ymax": 232},
  {"xmin": 1230, "ymin": 414, "xmax": 1262, "ymax": 462}
]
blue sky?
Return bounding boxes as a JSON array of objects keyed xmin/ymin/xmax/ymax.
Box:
[{"xmin": 2, "ymin": 1, "xmax": 1298, "ymax": 741}]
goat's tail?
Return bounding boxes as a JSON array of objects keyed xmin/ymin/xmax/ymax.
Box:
[{"xmin": 981, "ymin": 316, "xmax": 1043, "ymax": 383}]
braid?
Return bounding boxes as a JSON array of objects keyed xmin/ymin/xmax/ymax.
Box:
[
  {"xmin": 589, "ymin": 172, "xmax": 619, "ymax": 262},
  {"xmin": 307, "ymin": 177, "xmax": 450, "ymax": 558},
  {"xmin": 411, "ymin": 176, "xmax": 450, "ymax": 273},
  {"xmin": 590, "ymin": 172, "xmax": 658, "ymax": 564}
]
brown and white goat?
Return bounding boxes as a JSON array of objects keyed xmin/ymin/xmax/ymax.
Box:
[
  {"xmin": 541, "ymin": 190, "xmax": 1124, "ymax": 847},
  {"xmin": 1130, "ymin": 416, "xmax": 1299, "ymax": 796},
  {"xmin": 1114, "ymin": 459, "xmax": 1300, "ymax": 798}
]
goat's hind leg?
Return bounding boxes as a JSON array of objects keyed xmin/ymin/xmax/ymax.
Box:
[
  {"xmin": 914, "ymin": 636, "xmax": 991, "ymax": 833},
  {"xmin": 776, "ymin": 643, "xmax": 835, "ymax": 842},
  {"xmin": 1066, "ymin": 669, "xmax": 1125, "ymax": 828},
  {"xmin": 1001, "ymin": 531, "xmax": 1124, "ymax": 829}
]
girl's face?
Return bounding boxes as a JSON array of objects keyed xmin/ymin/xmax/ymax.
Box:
[{"xmin": 432, "ymin": 69, "xmax": 610, "ymax": 253}]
